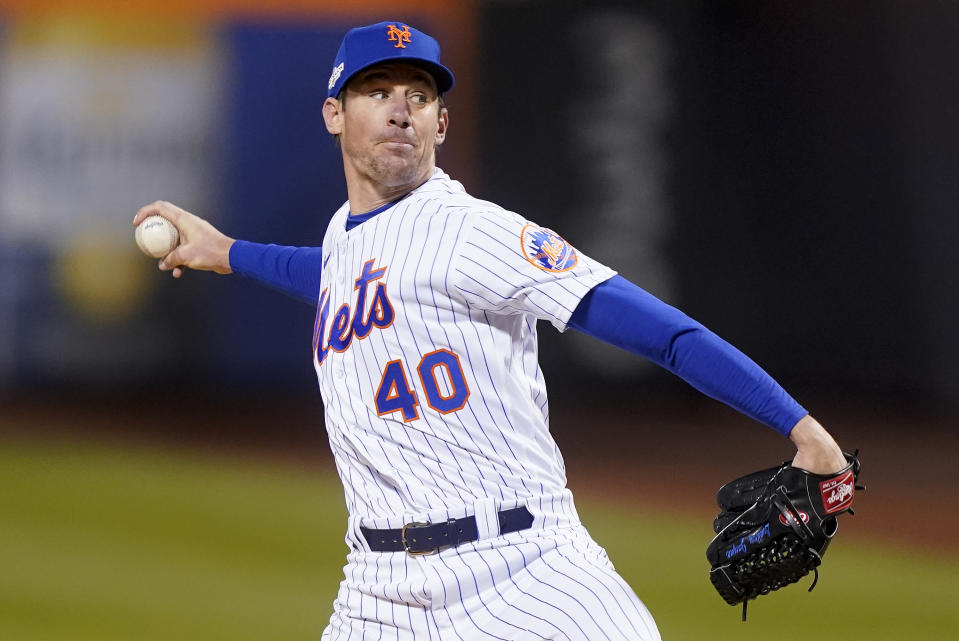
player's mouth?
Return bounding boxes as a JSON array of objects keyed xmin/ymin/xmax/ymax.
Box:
[
  {"xmin": 378, "ymin": 137, "xmax": 416, "ymax": 150},
  {"xmin": 381, "ymin": 142, "xmax": 413, "ymax": 151}
]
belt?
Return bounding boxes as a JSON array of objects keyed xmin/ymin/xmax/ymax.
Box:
[{"xmin": 360, "ymin": 505, "xmax": 534, "ymax": 555}]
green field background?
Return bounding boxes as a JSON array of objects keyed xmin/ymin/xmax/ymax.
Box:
[{"xmin": 2, "ymin": 435, "xmax": 956, "ymax": 641}]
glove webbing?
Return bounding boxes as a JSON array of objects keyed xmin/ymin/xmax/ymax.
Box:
[
  {"xmin": 713, "ymin": 533, "xmax": 823, "ymax": 621},
  {"xmin": 719, "ymin": 490, "xmax": 825, "ymax": 621}
]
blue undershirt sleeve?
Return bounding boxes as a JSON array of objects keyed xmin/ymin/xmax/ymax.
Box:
[
  {"xmin": 228, "ymin": 240, "xmax": 323, "ymax": 305},
  {"xmin": 567, "ymin": 274, "xmax": 807, "ymax": 435}
]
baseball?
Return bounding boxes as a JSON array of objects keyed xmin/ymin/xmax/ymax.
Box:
[{"xmin": 135, "ymin": 215, "xmax": 179, "ymax": 258}]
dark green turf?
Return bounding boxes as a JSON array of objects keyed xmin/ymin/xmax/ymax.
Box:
[{"xmin": 1, "ymin": 437, "xmax": 956, "ymax": 640}]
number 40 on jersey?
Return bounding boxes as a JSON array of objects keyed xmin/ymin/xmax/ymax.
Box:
[{"xmin": 375, "ymin": 348, "xmax": 470, "ymax": 421}]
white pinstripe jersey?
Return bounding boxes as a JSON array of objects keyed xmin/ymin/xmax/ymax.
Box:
[{"xmin": 313, "ymin": 168, "xmax": 615, "ymax": 526}]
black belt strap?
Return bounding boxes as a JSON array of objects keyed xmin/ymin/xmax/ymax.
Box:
[{"xmin": 361, "ymin": 505, "xmax": 534, "ymax": 554}]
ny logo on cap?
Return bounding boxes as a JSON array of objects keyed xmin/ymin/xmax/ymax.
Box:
[{"xmin": 387, "ymin": 24, "xmax": 412, "ymax": 48}]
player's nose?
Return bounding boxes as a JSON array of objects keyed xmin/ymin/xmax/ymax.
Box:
[{"xmin": 387, "ymin": 96, "xmax": 412, "ymax": 128}]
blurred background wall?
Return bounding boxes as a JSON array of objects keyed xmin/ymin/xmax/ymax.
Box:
[
  {"xmin": 479, "ymin": 0, "xmax": 959, "ymax": 421},
  {"xmin": 0, "ymin": 0, "xmax": 957, "ymax": 425}
]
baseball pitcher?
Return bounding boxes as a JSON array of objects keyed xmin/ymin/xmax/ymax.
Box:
[{"xmin": 134, "ymin": 21, "xmax": 856, "ymax": 640}]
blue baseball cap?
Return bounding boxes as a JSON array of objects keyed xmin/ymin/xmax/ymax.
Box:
[{"xmin": 327, "ymin": 21, "xmax": 455, "ymax": 99}]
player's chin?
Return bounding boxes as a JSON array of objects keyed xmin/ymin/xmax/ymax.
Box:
[
  {"xmin": 378, "ymin": 151, "xmax": 424, "ymax": 175},
  {"xmin": 371, "ymin": 158, "xmax": 424, "ymax": 186}
]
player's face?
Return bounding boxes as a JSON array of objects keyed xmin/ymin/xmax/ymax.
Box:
[{"xmin": 326, "ymin": 62, "xmax": 449, "ymax": 194}]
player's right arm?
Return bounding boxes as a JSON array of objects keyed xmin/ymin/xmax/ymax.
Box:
[
  {"xmin": 135, "ymin": 201, "xmax": 234, "ymax": 277},
  {"xmin": 229, "ymin": 241, "xmax": 322, "ymax": 304},
  {"xmin": 134, "ymin": 200, "xmax": 322, "ymax": 304}
]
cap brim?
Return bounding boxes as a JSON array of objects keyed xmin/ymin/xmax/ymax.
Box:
[{"xmin": 334, "ymin": 57, "xmax": 454, "ymax": 98}]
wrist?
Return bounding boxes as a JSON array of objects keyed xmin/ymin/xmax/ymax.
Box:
[
  {"xmin": 788, "ymin": 414, "xmax": 821, "ymax": 446},
  {"xmin": 789, "ymin": 415, "xmax": 845, "ymax": 474}
]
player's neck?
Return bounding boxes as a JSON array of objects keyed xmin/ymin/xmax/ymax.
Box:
[{"xmin": 344, "ymin": 164, "xmax": 434, "ymax": 215}]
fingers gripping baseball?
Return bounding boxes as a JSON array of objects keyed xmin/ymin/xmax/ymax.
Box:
[{"xmin": 134, "ymin": 201, "xmax": 235, "ymax": 277}]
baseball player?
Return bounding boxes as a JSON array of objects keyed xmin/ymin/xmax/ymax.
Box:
[{"xmin": 134, "ymin": 21, "xmax": 848, "ymax": 641}]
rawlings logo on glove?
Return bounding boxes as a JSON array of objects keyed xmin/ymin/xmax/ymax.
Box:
[
  {"xmin": 706, "ymin": 451, "xmax": 863, "ymax": 621},
  {"xmin": 821, "ymin": 471, "xmax": 855, "ymax": 513}
]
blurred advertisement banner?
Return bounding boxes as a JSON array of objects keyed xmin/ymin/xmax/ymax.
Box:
[
  {"xmin": 0, "ymin": 16, "xmax": 221, "ymax": 245},
  {"xmin": 0, "ymin": 15, "xmax": 223, "ymax": 383}
]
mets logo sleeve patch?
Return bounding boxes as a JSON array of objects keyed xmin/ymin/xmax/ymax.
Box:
[
  {"xmin": 520, "ymin": 224, "xmax": 578, "ymax": 272},
  {"xmin": 451, "ymin": 209, "xmax": 616, "ymax": 331}
]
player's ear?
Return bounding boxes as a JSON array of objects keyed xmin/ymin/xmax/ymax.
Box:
[
  {"xmin": 434, "ymin": 106, "xmax": 449, "ymax": 146},
  {"xmin": 323, "ymin": 97, "xmax": 344, "ymax": 135}
]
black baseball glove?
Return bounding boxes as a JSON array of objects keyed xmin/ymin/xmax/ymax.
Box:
[{"xmin": 706, "ymin": 451, "xmax": 862, "ymax": 620}]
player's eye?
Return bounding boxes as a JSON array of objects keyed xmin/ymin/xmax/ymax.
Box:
[
  {"xmin": 409, "ymin": 93, "xmax": 429, "ymax": 105},
  {"xmin": 370, "ymin": 90, "xmax": 389, "ymax": 99}
]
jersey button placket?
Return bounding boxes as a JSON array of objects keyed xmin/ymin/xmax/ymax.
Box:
[{"xmin": 336, "ymin": 240, "xmax": 348, "ymax": 385}]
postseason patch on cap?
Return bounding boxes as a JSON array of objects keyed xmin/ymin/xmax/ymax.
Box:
[
  {"xmin": 520, "ymin": 224, "xmax": 578, "ymax": 272},
  {"xmin": 328, "ymin": 62, "xmax": 345, "ymax": 91}
]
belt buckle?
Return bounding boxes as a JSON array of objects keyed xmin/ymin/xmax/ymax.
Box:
[{"xmin": 401, "ymin": 521, "xmax": 437, "ymax": 556}]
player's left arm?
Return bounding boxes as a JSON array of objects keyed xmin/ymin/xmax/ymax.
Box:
[
  {"xmin": 568, "ymin": 275, "xmax": 846, "ymax": 474},
  {"xmin": 787, "ymin": 414, "xmax": 845, "ymax": 474}
]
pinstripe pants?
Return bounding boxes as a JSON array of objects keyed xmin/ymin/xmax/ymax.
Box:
[{"xmin": 320, "ymin": 523, "xmax": 661, "ymax": 641}]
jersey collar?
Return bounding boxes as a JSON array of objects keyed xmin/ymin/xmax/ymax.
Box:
[{"xmin": 345, "ymin": 169, "xmax": 446, "ymax": 230}]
